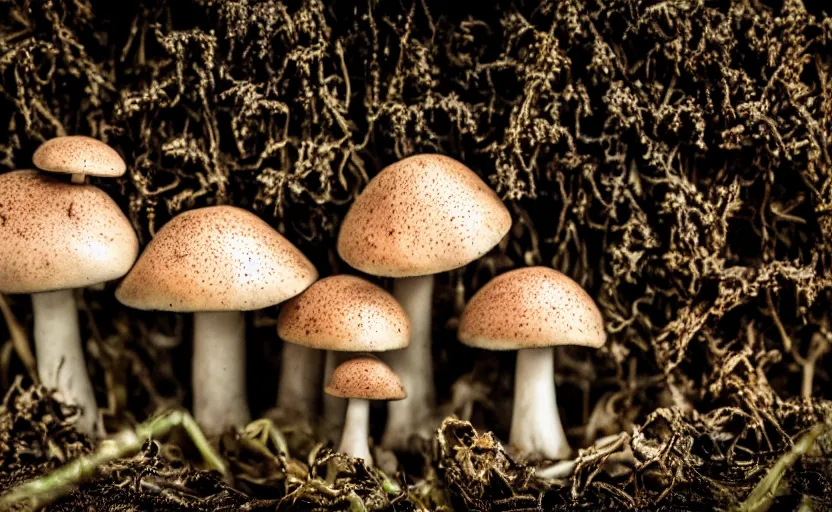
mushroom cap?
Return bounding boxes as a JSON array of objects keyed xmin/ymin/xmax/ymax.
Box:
[
  {"xmin": 458, "ymin": 267, "xmax": 606, "ymax": 350},
  {"xmin": 33, "ymin": 136, "xmax": 126, "ymax": 178},
  {"xmin": 0, "ymin": 170, "xmax": 139, "ymax": 294},
  {"xmin": 337, "ymin": 154, "xmax": 511, "ymax": 277},
  {"xmin": 325, "ymin": 355, "xmax": 406, "ymax": 400},
  {"xmin": 278, "ymin": 275, "xmax": 410, "ymax": 352},
  {"xmin": 116, "ymin": 205, "xmax": 318, "ymax": 312}
]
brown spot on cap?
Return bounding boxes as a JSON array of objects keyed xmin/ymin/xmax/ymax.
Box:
[
  {"xmin": 33, "ymin": 136, "xmax": 126, "ymax": 178},
  {"xmin": 458, "ymin": 267, "xmax": 606, "ymax": 350},
  {"xmin": 278, "ymin": 275, "xmax": 410, "ymax": 352},
  {"xmin": 0, "ymin": 170, "xmax": 139, "ymax": 293},
  {"xmin": 325, "ymin": 355, "xmax": 406, "ymax": 401},
  {"xmin": 337, "ymin": 154, "xmax": 511, "ymax": 277},
  {"xmin": 116, "ymin": 205, "xmax": 318, "ymax": 312}
]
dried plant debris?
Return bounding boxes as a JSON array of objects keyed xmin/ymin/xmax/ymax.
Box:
[
  {"xmin": 428, "ymin": 419, "xmax": 541, "ymax": 511},
  {"xmin": 2, "ymin": 0, "xmax": 832, "ymax": 509},
  {"xmin": 0, "ymin": 378, "xmax": 91, "ymax": 492},
  {"xmin": 0, "ymin": 382, "xmax": 234, "ymax": 511},
  {"xmin": 43, "ymin": 441, "xmax": 244, "ymax": 512},
  {"xmin": 282, "ymin": 448, "xmax": 410, "ymax": 511}
]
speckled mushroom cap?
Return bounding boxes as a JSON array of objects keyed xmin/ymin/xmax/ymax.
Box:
[
  {"xmin": 116, "ymin": 205, "xmax": 318, "ymax": 312},
  {"xmin": 278, "ymin": 275, "xmax": 410, "ymax": 351},
  {"xmin": 458, "ymin": 267, "xmax": 606, "ymax": 350},
  {"xmin": 0, "ymin": 170, "xmax": 139, "ymax": 294},
  {"xmin": 337, "ymin": 154, "xmax": 511, "ymax": 277},
  {"xmin": 33, "ymin": 136, "xmax": 126, "ymax": 178},
  {"xmin": 325, "ymin": 356, "xmax": 407, "ymax": 400}
]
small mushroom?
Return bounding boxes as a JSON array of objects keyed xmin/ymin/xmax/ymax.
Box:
[
  {"xmin": 116, "ymin": 206, "xmax": 317, "ymax": 437},
  {"xmin": 277, "ymin": 275, "xmax": 409, "ymax": 424},
  {"xmin": 337, "ymin": 154, "xmax": 510, "ymax": 450},
  {"xmin": 0, "ymin": 170, "xmax": 139, "ymax": 436},
  {"xmin": 325, "ymin": 355, "xmax": 406, "ymax": 465},
  {"xmin": 33, "ymin": 135, "xmax": 126, "ymax": 184},
  {"xmin": 458, "ymin": 267, "xmax": 606, "ymax": 460}
]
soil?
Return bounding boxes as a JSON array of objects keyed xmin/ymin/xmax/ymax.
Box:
[{"xmin": 2, "ymin": 0, "xmax": 832, "ymax": 510}]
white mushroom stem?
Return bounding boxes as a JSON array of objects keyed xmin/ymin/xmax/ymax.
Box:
[
  {"xmin": 31, "ymin": 289, "xmax": 99, "ymax": 437},
  {"xmin": 192, "ymin": 311, "xmax": 250, "ymax": 437},
  {"xmin": 339, "ymin": 398, "xmax": 373, "ymax": 465},
  {"xmin": 70, "ymin": 174, "xmax": 86, "ymax": 184},
  {"xmin": 277, "ymin": 342, "xmax": 322, "ymax": 419},
  {"xmin": 510, "ymin": 346, "xmax": 571, "ymax": 460},
  {"xmin": 323, "ymin": 351, "xmax": 347, "ymax": 432},
  {"xmin": 382, "ymin": 274, "xmax": 434, "ymax": 449}
]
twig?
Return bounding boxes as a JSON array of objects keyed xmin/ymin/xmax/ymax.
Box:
[
  {"xmin": 765, "ymin": 290, "xmax": 830, "ymax": 399},
  {"xmin": 801, "ymin": 332, "xmax": 830, "ymax": 400},
  {"xmin": 739, "ymin": 423, "xmax": 828, "ymax": 512},
  {"xmin": 0, "ymin": 294, "xmax": 38, "ymax": 384},
  {"xmin": 0, "ymin": 409, "xmax": 227, "ymax": 510},
  {"xmin": 766, "ymin": 289, "xmax": 793, "ymax": 354}
]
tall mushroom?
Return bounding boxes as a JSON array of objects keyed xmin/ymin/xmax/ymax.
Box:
[
  {"xmin": 277, "ymin": 275, "xmax": 410, "ymax": 425},
  {"xmin": 0, "ymin": 170, "xmax": 139, "ymax": 436},
  {"xmin": 116, "ymin": 206, "xmax": 317, "ymax": 437},
  {"xmin": 458, "ymin": 267, "xmax": 606, "ymax": 460},
  {"xmin": 325, "ymin": 356, "xmax": 406, "ymax": 465},
  {"xmin": 337, "ymin": 154, "xmax": 511, "ymax": 450}
]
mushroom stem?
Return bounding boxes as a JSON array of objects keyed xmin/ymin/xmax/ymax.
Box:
[
  {"xmin": 339, "ymin": 398, "xmax": 372, "ymax": 465},
  {"xmin": 277, "ymin": 342, "xmax": 322, "ymax": 419},
  {"xmin": 323, "ymin": 351, "xmax": 347, "ymax": 434},
  {"xmin": 510, "ymin": 346, "xmax": 570, "ymax": 460},
  {"xmin": 31, "ymin": 289, "xmax": 99, "ymax": 437},
  {"xmin": 382, "ymin": 274, "xmax": 434, "ymax": 449},
  {"xmin": 70, "ymin": 174, "xmax": 85, "ymax": 184},
  {"xmin": 192, "ymin": 311, "xmax": 250, "ymax": 437}
]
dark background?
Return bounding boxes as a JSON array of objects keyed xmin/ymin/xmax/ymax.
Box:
[{"xmin": 1, "ymin": 0, "xmax": 832, "ymax": 508}]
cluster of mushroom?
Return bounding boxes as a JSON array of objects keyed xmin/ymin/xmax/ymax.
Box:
[
  {"xmin": 0, "ymin": 135, "xmax": 607, "ymax": 465},
  {"xmin": 0, "ymin": 136, "xmax": 137, "ymax": 436},
  {"xmin": 335, "ymin": 154, "xmax": 607, "ymax": 460}
]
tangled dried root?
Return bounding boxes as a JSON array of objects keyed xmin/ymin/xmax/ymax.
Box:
[{"xmin": 1, "ymin": 0, "xmax": 832, "ymax": 509}]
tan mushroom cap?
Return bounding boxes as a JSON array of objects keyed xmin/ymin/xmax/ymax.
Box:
[
  {"xmin": 116, "ymin": 205, "xmax": 318, "ymax": 312},
  {"xmin": 458, "ymin": 267, "xmax": 606, "ymax": 350},
  {"xmin": 278, "ymin": 275, "xmax": 410, "ymax": 352},
  {"xmin": 337, "ymin": 154, "xmax": 511, "ymax": 277},
  {"xmin": 0, "ymin": 170, "xmax": 139, "ymax": 294},
  {"xmin": 33, "ymin": 136, "xmax": 126, "ymax": 178},
  {"xmin": 325, "ymin": 356, "xmax": 406, "ymax": 400}
]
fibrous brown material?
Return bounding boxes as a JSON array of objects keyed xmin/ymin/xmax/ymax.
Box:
[{"xmin": 1, "ymin": 0, "xmax": 832, "ymax": 509}]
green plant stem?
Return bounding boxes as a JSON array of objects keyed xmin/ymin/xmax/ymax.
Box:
[
  {"xmin": 739, "ymin": 423, "xmax": 827, "ymax": 512},
  {"xmin": 0, "ymin": 409, "xmax": 227, "ymax": 510},
  {"xmin": 244, "ymin": 418, "xmax": 289, "ymax": 455}
]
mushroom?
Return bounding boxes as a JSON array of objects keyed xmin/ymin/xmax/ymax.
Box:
[
  {"xmin": 0, "ymin": 170, "xmax": 139, "ymax": 436},
  {"xmin": 116, "ymin": 206, "xmax": 317, "ymax": 437},
  {"xmin": 277, "ymin": 275, "xmax": 410, "ymax": 427},
  {"xmin": 275, "ymin": 340, "xmax": 323, "ymax": 421},
  {"xmin": 337, "ymin": 154, "xmax": 510, "ymax": 450},
  {"xmin": 325, "ymin": 355, "xmax": 406, "ymax": 465},
  {"xmin": 458, "ymin": 267, "xmax": 606, "ymax": 460},
  {"xmin": 33, "ymin": 135, "xmax": 127, "ymax": 184}
]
